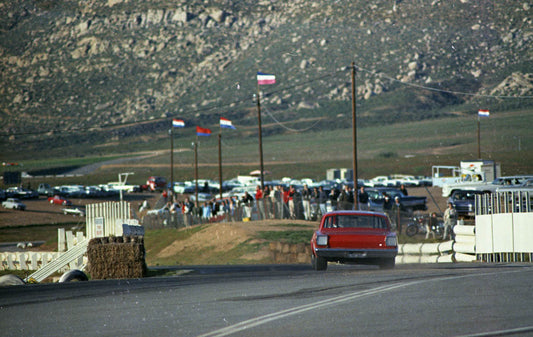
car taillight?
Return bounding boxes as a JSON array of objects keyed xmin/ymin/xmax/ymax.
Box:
[
  {"xmin": 385, "ymin": 236, "xmax": 397, "ymax": 247},
  {"xmin": 316, "ymin": 235, "xmax": 328, "ymax": 246}
]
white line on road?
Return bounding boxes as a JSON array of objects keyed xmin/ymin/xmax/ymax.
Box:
[{"xmin": 198, "ymin": 267, "xmax": 532, "ymax": 337}]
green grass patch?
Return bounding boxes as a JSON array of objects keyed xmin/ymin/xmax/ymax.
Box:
[{"xmin": 256, "ymin": 230, "xmax": 315, "ymax": 245}]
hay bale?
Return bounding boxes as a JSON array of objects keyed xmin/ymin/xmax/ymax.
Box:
[{"xmin": 87, "ymin": 236, "xmax": 146, "ymax": 280}]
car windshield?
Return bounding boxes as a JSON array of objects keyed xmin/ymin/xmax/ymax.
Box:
[
  {"xmin": 453, "ymin": 192, "xmax": 478, "ymax": 200},
  {"xmin": 323, "ymin": 215, "xmax": 388, "ymax": 229}
]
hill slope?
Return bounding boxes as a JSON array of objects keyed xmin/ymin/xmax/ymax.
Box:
[{"xmin": 1, "ymin": 0, "xmax": 532, "ymax": 158}]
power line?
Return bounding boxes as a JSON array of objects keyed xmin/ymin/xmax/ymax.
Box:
[
  {"xmin": 262, "ymin": 107, "xmax": 324, "ymax": 133},
  {"xmin": 2, "ymin": 64, "xmax": 531, "ymax": 138},
  {"xmin": 353, "ymin": 63, "xmax": 533, "ymax": 99}
]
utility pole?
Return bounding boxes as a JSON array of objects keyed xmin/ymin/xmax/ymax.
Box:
[
  {"xmin": 256, "ymin": 85, "xmax": 265, "ymax": 190},
  {"xmin": 351, "ymin": 62, "xmax": 358, "ymax": 210},
  {"xmin": 218, "ymin": 131, "xmax": 223, "ymax": 200}
]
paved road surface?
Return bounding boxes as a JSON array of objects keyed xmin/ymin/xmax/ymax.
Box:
[{"xmin": 1, "ymin": 264, "xmax": 532, "ymax": 337}]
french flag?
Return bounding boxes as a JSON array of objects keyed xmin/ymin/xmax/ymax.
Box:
[
  {"xmin": 196, "ymin": 126, "xmax": 212, "ymax": 136},
  {"xmin": 172, "ymin": 119, "xmax": 185, "ymax": 127},
  {"xmin": 220, "ymin": 117, "xmax": 236, "ymax": 129},
  {"xmin": 257, "ymin": 72, "xmax": 276, "ymax": 85},
  {"xmin": 478, "ymin": 109, "xmax": 490, "ymax": 117}
]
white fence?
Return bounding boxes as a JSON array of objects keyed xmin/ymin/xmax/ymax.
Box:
[
  {"xmin": 86, "ymin": 201, "xmax": 134, "ymax": 239},
  {"xmin": 475, "ymin": 191, "xmax": 533, "ymax": 262},
  {"xmin": 0, "ymin": 229, "xmax": 84, "ymax": 272},
  {"xmin": 1, "ymin": 201, "xmax": 138, "ymax": 281}
]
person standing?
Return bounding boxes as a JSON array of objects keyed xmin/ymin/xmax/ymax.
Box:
[
  {"xmin": 443, "ymin": 202, "xmax": 458, "ymax": 240},
  {"xmin": 358, "ymin": 186, "xmax": 369, "ymax": 210},
  {"xmin": 282, "ymin": 186, "xmax": 290, "ymax": 219},
  {"xmin": 255, "ymin": 185, "xmax": 265, "ymax": 220},
  {"xmin": 426, "ymin": 212, "xmax": 438, "ymax": 239},
  {"xmin": 263, "ymin": 185, "xmax": 272, "ymax": 219},
  {"xmin": 391, "ymin": 196, "xmax": 403, "ymax": 234},
  {"xmin": 274, "ymin": 185, "xmax": 283, "ymax": 219},
  {"xmin": 288, "ymin": 185, "xmax": 296, "ymax": 219},
  {"xmin": 241, "ymin": 191, "xmax": 254, "ymax": 219},
  {"xmin": 329, "ymin": 188, "xmax": 339, "ymax": 211},
  {"xmin": 318, "ymin": 186, "xmax": 327, "ymax": 216},
  {"xmin": 301, "ymin": 184, "xmax": 311, "ymax": 220},
  {"xmin": 337, "ymin": 185, "xmax": 348, "ymax": 210},
  {"xmin": 400, "ymin": 184, "xmax": 408, "ymax": 196}
]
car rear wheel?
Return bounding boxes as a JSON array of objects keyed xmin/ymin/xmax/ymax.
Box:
[
  {"xmin": 378, "ymin": 257, "xmax": 395, "ymax": 270},
  {"xmin": 311, "ymin": 254, "xmax": 327, "ymax": 271}
]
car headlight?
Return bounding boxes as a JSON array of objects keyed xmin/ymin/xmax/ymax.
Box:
[
  {"xmin": 316, "ymin": 235, "xmax": 328, "ymax": 246},
  {"xmin": 385, "ymin": 236, "xmax": 397, "ymax": 247}
]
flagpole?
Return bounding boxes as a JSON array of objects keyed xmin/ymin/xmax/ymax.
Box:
[
  {"xmin": 256, "ymin": 80, "xmax": 265, "ymax": 190},
  {"xmin": 194, "ymin": 135, "xmax": 199, "ymax": 206},
  {"xmin": 169, "ymin": 128, "xmax": 174, "ymax": 199},
  {"xmin": 218, "ymin": 128, "xmax": 223, "ymax": 200},
  {"xmin": 477, "ymin": 114, "xmax": 481, "ymax": 159}
]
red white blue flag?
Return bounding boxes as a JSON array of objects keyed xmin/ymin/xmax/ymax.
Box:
[
  {"xmin": 478, "ymin": 109, "xmax": 490, "ymax": 117},
  {"xmin": 196, "ymin": 126, "xmax": 212, "ymax": 136},
  {"xmin": 257, "ymin": 72, "xmax": 276, "ymax": 85},
  {"xmin": 172, "ymin": 119, "xmax": 185, "ymax": 127},
  {"xmin": 220, "ymin": 117, "xmax": 236, "ymax": 129}
]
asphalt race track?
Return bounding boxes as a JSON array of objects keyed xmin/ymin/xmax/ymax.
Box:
[{"xmin": 1, "ymin": 264, "xmax": 533, "ymax": 337}]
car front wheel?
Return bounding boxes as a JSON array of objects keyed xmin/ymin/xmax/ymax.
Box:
[{"xmin": 311, "ymin": 254, "xmax": 327, "ymax": 271}]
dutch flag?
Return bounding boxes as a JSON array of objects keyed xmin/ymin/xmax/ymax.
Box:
[
  {"xmin": 220, "ymin": 117, "xmax": 236, "ymax": 129},
  {"xmin": 478, "ymin": 109, "xmax": 490, "ymax": 117},
  {"xmin": 172, "ymin": 119, "xmax": 185, "ymax": 127}
]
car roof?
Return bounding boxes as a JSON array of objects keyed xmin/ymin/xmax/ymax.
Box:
[{"xmin": 323, "ymin": 210, "xmax": 386, "ymax": 217}]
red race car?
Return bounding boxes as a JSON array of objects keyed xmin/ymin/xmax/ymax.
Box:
[
  {"xmin": 48, "ymin": 195, "xmax": 72, "ymax": 206},
  {"xmin": 311, "ymin": 210, "xmax": 397, "ymax": 271}
]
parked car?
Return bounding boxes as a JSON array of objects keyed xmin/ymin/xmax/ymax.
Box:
[
  {"xmin": 496, "ymin": 178, "xmax": 533, "ymax": 193},
  {"xmin": 310, "ymin": 210, "xmax": 398, "ymax": 271},
  {"xmin": 37, "ymin": 183, "xmax": 55, "ymax": 196},
  {"xmin": 146, "ymin": 176, "xmax": 167, "ymax": 191},
  {"xmin": 366, "ymin": 176, "xmax": 396, "ymax": 187},
  {"xmin": 48, "ymin": 195, "xmax": 72, "ymax": 206},
  {"xmin": 365, "ymin": 187, "xmax": 427, "ymax": 214},
  {"xmin": 5, "ymin": 187, "xmax": 38, "ymax": 199},
  {"xmin": 448, "ymin": 190, "xmax": 484, "ymax": 218},
  {"xmin": 62, "ymin": 207, "xmax": 85, "ymax": 217},
  {"xmin": 2, "ymin": 198, "xmax": 26, "ymax": 210},
  {"xmin": 442, "ymin": 175, "xmax": 533, "ymax": 197}
]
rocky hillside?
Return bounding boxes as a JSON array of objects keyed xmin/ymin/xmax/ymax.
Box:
[{"xmin": 1, "ymin": 0, "xmax": 532, "ymax": 156}]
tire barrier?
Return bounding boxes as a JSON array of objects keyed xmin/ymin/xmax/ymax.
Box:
[
  {"xmin": 59, "ymin": 269, "xmax": 89, "ymax": 282},
  {"xmin": 0, "ymin": 274, "xmax": 25, "ymax": 286},
  {"xmin": 396, "ymin": 225, "xmax": 477, "ymax": 264}
]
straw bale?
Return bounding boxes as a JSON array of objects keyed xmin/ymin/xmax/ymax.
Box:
[{"xmin": 87, "ymin": 236, "xmax": 146, "ymax": 280}]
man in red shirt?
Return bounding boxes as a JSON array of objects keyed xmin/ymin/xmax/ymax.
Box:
[{"xmin": 255, "ymin": 185, "xmax": 265, "ymax": 220}]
